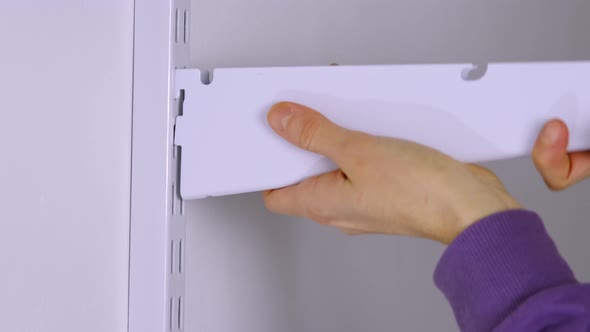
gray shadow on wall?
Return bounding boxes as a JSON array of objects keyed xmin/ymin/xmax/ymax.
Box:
[
  {"xmin": 184, "ymin": 192, "xmax": 301, "ymax": 331},
  {"xmin": 184, "ymin": 191, "xmax": 454, "ymax": 332},
  {"xmin": 190, "ymin": 0, "xmax": 590, "ymax": 70}
]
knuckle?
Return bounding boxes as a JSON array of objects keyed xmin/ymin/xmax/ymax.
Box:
[
  {"xmin": 298, "ymin": 118, "xmax": 321, "ymax": 151},
  {"xmin": 304, "ymin": 204, "xmax": 335, "ymax": 226},
  {"xmin": 300, "ymin": 177, "xmax": 331, "ymax": 222},
  {"xmin": 344, "ymin": 132, "xmax": 370, "ymax": 151},
  {"xmin": 354, "ymin": 192, "xmax": 370, "ymax": 212},
  {"xmin": 345, "ymin": 134, "xmax": 378, "ymax": 168},
  {"xmin": 306, "ymin": 204, "xmax": 332, "ymax": 224},
  {"xmin": 350, "ymin": 156, "xmax": 370, "ymax": 171},
  {"xmin": 469, "ymin": 165, "xmax": 500, "ymax": 182}
]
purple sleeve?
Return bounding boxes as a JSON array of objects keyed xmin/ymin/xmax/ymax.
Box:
[{"xmin": 434, "ymin": 210, "xmax": 590, "ymax": 332}]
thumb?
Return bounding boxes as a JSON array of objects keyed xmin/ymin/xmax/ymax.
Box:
[
  {"xmin": 532, "ymin": 119, "xmax": 590, "ymax": 190},
  {"xmin": 532, "ymin": 119, "xmax": 571, "ymax": 190},
  {"xmin": 267, "ymin": 102, "xmax": 357, "ymax": 165}
]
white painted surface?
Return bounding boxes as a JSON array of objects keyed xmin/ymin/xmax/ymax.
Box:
[
  {"xmin": 128, "ymin": 1, "xmax": 190, "ymax": 332},
  {"xmin": 0, "ymin": 2, "xmax": 134, "ymax": 332},
  {"xmin": 176, "ymin": 62, "xmax": 590, "ymax": 199},
  {"xmin": 185, "ymin": 0, "xmax": 590, "ymax": 331}
]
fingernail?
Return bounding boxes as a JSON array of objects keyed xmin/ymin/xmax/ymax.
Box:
[
  {"xmin": 269, "ymin": 103, "xmax": 294, "ymax": 131},
  {"xmin": 540, "ymin": 122, "xmax": 560, "ymax": 146}
]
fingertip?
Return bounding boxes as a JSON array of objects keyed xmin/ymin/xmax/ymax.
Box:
[
  {"xmin": 267, "ymin": 102, "xmax": 296, "ymax": 133},
  {"xmin": 538, "ymin": 119, "xmax": 569, "ymax": 148},
  {"xmin": 533, "ymin": 119, "xmax": 569, "ymax": 166},
  {"xmin": 531, "ymin": 120, "xmax": 573, "ymax": 190},
  {"xmin": 269, "ymin": 102, "xmax": 295, "ymax": 115},
  {"xmin": 532, "ymin": 141, "xmax": 556, "ymax": 168},
  {"xmin": 262, "ymin": 186, "xmax": 302, "ymax": 216},
  {"xmin": 267, "ymin": 102, "xmax": 363, "ymax": 167}
]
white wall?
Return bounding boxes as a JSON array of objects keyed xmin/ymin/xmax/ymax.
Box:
[
  {"xmin": 0, "ymin": 2, "xmax": 134, "ymax": 332},
  {"xmin": 185, "ymin": 1, "xmax": 590, "ymax": 331}
]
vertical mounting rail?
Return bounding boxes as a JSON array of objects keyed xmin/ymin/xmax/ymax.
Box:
[{"xmin": 129, "ymin": 1, "xmax": 190, "ymax": 332}]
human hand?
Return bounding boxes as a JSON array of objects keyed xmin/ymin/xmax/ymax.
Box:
[
  {"xmin": 262, "ymin": 102, "xmax": 521, "ymax": 244},
  {"xmin": 532, "ymin": 119, "xmax": 590, "ymax": 191}
]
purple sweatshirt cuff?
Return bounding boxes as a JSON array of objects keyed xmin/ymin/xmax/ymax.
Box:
[{"xmin": 434, "ymin": 210, "xmax": 577, "ymax": 332}]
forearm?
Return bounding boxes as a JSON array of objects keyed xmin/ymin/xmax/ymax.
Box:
[{"xmin": 434, "ymin": 210, "xmax": 590, "ymax": 331}]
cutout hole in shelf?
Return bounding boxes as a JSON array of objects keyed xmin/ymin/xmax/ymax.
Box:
[
  {"xmin": 200, "ymin": 70, "xmax": 212, "ymax": 85},
  {"xmin": 461, "ymin": 63, "xmax": 488, "ymax": 81}
]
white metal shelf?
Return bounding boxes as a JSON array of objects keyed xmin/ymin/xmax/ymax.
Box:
[{"xmin": 174, "ymin": 61, "xmax": 590, "ymax": 199}]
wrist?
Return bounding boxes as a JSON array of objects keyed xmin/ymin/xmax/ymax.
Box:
[{"xmin": 448, "ymin": 195, "xmax": 522, "ymax": 244}]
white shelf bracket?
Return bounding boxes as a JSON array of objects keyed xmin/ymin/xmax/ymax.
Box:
[{"xmin": 174, "ymin": 61, "xmax": 590, "ymax": 200}]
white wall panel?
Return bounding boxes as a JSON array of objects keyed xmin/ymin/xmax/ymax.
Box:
[{"xmin": 0, "ymin": 2, "xmax": 134, "ymax": 332}]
